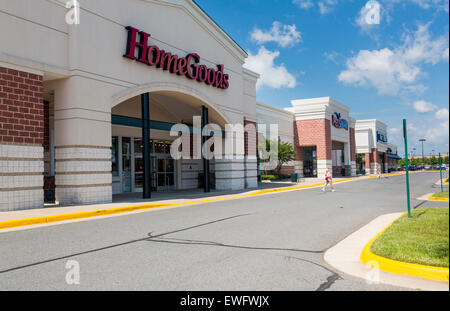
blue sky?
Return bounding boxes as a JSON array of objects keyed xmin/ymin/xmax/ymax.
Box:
[{"xmin": 195, "ymin": 0, "xmax": 449, "ymax": 156}]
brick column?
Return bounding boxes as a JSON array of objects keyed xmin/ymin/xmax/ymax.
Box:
[
  {"xmin": 383, "ymin": 152, "xmax": 388, "ymax": 173},
  {"xmin": 244, "ymin": 119, "xmax": 257, "ymax": 189},
  {"xmin": 365, "ymin": 153, "xmax": 371, "ymax": 175},
  {"xmin": 371, "ymin": 148, "xmax": 378, "ymax": 175},
  {"xmin": 214, "ymin": 121, "xmax": 246, "ymax": 191},
  {"xmin": 294, "ymin": 146, "xmax": 303, "ymax": 177},
  {"xmin": 53, "ymin": 77, "xmax": 112, "ymax": 206},
  {"xmin": 349, "ymin": 127, "xmax": 357, "ymax": 176},
  {"xmin": 0, "ymin": 67, "xmax": 44, "ymax": 211}
]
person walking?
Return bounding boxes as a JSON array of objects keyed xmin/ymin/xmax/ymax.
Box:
[
  {"xmin": 322, "ymin": 169, "xmax": 335, "ymax": 192},
  {"xmin": 377, "ymin": 165, "xmax": 381, "ymax": 179}
]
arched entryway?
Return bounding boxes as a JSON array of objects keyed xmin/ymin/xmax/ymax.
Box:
[{"xmin": 111, "ymin": 83, "xmax": 231, "ymax": 198}]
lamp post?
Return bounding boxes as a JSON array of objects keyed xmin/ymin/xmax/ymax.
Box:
[
  {"xmin": 403, "ymin": 120, "xmax": 411, "ymax": 218},
  {"xmin": 439, "ymin": 152, "xmax": 443, "ymax": 192},
  {"xmin": 419, "ymin": 139, "xmax": 426, "ymax": 169}
]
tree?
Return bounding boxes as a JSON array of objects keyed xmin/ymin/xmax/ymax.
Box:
[
  {"xmin": 275, "ymin": 140, "xmax": 295, "ymax": 174},
  {"xmin": 260, "ymin": 138, "xmax": 295, "ymax": 174},
  {"xmin": 356, "ymin": 154, "xmax": 363, "ymax": 165},
  {"xmin": 444, "ymin": 156, "xmax": 449, "ymax": 165},
  {"xmin": 429, "ymin": 156, "xmax": 439, "ymax": 165}
]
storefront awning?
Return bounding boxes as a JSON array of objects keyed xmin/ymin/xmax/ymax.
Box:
[{"xmin": 388, "ymin": 153, "xmax": 402, "ymax": 160}]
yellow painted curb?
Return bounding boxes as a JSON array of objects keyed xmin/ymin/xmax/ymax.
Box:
[
  {"xmin": 428, "ymin": 196, "xmax": 449, "ymax": 202},
  {"xmin": 0, "ymin": 181, "xmax": 335, "ymax": 230},
  {"xmin": 361, "ymin": 212, "xmax": 449, "ymax": 282},
  {"xmin": 444, "ymin": 178, "xmax": 449, "ymax": 185},
  {"xmin": 0, "ymin": 174, "xmax": 405, "ymax": 231}
]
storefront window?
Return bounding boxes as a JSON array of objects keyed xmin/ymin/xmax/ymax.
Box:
[
  {"xmin": 154, "ymin": 140, "xmax": 165, "ymax": 154},
  {"xmin": 122, "ymin": 137, "xmax": 132, "ymax": 192},
  {"xmin": 112, "ymin": 136, "xmax": 119, "ymax": 177},
  {"xmin": 165, "ymin": 141, "xmax": 172, "ymax": 155},
  {"xmin": 134, "ymin": 138, "xmax": 143, "ymax": 155}
]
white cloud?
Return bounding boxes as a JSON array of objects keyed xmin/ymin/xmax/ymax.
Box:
[
  {"xmin": 424, "ymin": 120, "xmax": 449, "ymax": 144},
  {"xmin": 338, "ymin": 48, "xmax": 421, "ymax": 95},
  {"xmin": 338, "ymin": 24, "xmax": 449, "ymax": 95},
  {"xmin": 293, "ymin": 0, "xmax": 314, "ymax": 9},
  {"xmin": 319, "ymin": 0, "xmax": 339, "ymax": 14},
  {"xmin": 381, "ymin": 0, "xmax": 449, "ymax": 12},
  {"xmin": 402, "ymin": 23, "xmax": 449, "ymax": 64},
  {"xmin": 409, "ymin": 0, "xmax": 449, "ymax": 11},
  {"xmin": 251, "ymin": 22, "xmax": 302, "ymax": 48},
  {"xmin": 324, "ymin": 51, "xmax": 343, "ymax": 64},
  {"xmin": 413, "ymin": 100, "xmax": 437, "ymax": 112},
  {"xmin": 244, "ymin": 46, "xmax": 297, "ymax": 90},
  {"xmin": 435, "ymin": 108, "xmax": 450, "ymax": 120},
  {"xmin": 293, "ymin": 0, "xmax": 338, "ymax": 14},
  {"xmin": 403, "ymin": 84, "xmax": 428, "ymax": 94}
]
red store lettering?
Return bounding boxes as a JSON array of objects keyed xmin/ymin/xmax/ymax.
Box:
[{"xmin": 123, "ymin": 26, "xmax": 230, "ymax": 90}]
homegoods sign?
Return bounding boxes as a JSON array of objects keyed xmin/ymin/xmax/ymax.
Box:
[{"xmin": 123, "ymin": 26, "xmax": 230, "ymax": 89}]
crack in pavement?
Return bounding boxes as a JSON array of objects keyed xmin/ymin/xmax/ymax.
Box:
[
  {"xmin": 316, "ymin": 273, "xmax": 341, "ymax": 291},
  {"xmin": 282, "ymin": 255, "xmax": 342, "ymax": 291},
  {"xmin": 0, "ymin": 214, "xmax": 250, "ymax": 274},
  {"xmin": 0, "ymin": 212, "xmax": 332, "ymax": 292},
  {"xmin": 145, "ymin": 237, "xmax": 325, "ymax": 254}
]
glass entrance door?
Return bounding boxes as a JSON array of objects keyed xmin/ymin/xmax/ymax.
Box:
[
  {"xmin": 157, "ymin": 157, "xmax": 176, "ymax": 191},
  {"xmin": 122, "ymin": 137, "xmax": 132, "ymax": 193},
  {"xmin": 116, "ymin": 137, "xmax": 176, "ymax": 193},
  {"xmin": 303, "ymin": 147, "xmax": 317, "ymax": 177}
]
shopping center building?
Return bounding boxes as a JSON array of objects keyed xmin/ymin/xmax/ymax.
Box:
[
  {"xmin": 355, "ymin": 119, "xmax": 401, "ymax": 174},
  {"xmin": 0, "ymin": 0, "xmax": 399, "ymax": 212}
]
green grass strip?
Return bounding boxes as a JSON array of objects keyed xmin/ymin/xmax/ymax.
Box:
[
  {"xmin": 433, "ymin": 190, "xmax": 449, "ymax": 198},
  {"xmin": 371, "ymin": 207, "xmax": 449, "ymax": 268}
]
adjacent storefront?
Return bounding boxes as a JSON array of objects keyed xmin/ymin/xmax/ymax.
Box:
[
  {"xmin": 355, "ymin": 120, "xmax": 392, "ymax": 174},
  {"xmin": 287, "ymin": 97, "xmax": 357, "ymax": 179}
]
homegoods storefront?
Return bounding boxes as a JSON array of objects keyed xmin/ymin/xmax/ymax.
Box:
[
  {"xmin": 0, "ymin": 0, "xmax": 260, "ymax": 211},
  {"xmin": 0, "ymin": 0, "xmax": 399, "ymax": 212}
]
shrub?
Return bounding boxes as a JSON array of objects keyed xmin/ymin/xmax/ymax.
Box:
[{"xmin": 262, "ymin": 174, "xmax": 291, "ymax": 181}]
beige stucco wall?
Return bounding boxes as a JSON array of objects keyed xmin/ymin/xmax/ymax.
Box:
[
  {"xmin": 1, "ymin": 0, "xmax": 257, "ymax": 148},
  {"xmin": 256, "ymin": 102, "xmax": 294, "ymax": 144}
]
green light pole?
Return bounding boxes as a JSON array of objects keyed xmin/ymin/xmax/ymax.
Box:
[
  {"xmin": 403, "ymin": 120, "xmax": 412, "ymax": 218},
  {"xmin": 439, "ymin": 152, "xmax": 443, "ymax": 192}
]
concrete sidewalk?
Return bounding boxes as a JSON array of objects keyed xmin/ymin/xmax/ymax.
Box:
[
  {"xmin": 0, "ymin": 172, "xmax": 415, "ymax": 229},
  {"xmin": 0, "ymin": 177, "xmax": 329, "ymax": 224}
]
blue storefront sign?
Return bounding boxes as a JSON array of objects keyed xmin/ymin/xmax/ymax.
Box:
[
  {"xmin": 332, "ymin": 112, "xmax": 349, "ymax": 131},
  {"xmin": 377, "ymin": 131, "xmax": 388, "ymax": 143}
]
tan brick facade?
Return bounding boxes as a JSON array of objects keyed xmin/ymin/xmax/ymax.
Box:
[{"xmin": 244, "ymin": 119, "xmax": 257, "ymax": 157}]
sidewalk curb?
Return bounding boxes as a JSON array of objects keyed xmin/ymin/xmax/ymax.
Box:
[
  {"xmin": 0, "ymin": 180, "xmax": 338, "ymax": 230},
  {"xmin": 428, "ymin": 196, "xmax": 449, "ymax": 202},
  {"xmin": 324, "ymin": 213, "xmax": 449, "ymax": 291},
  {"xmin": 360, "ymin": 212, "xmax": 449, "ymax": 282}
]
